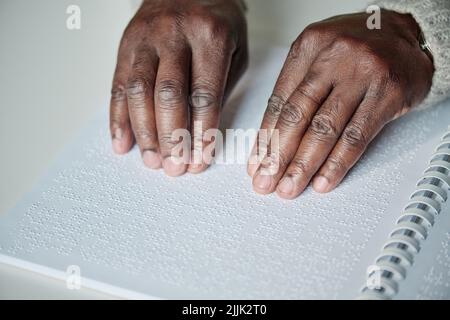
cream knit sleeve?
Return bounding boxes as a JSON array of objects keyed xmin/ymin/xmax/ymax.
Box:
[{"xmin": 373, "ymin": 0, "xmax": 450, "ymax": 109}]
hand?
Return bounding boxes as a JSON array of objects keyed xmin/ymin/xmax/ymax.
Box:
[
  {"xmin": 110, "ymin": 0, "xmax": 248, "ymax": 176},
  {"xmin": 248, "ymin": 10, "xmax": 434, "ymax": 199}
]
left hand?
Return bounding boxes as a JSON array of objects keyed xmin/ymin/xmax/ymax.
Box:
[
  {"xmin": 248, "ymin": 10, "xmax": 434, "ymax": 199},
  {"xmin": 110, "ymin": 0, "xmax": 248, "ymax": 176}
]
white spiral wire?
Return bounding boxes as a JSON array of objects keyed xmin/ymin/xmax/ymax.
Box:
[{"xmin": 359, "ymin": 128, "xmax": 450, "ymax": 300}]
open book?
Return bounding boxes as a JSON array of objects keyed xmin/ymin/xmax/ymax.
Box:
[{"xmin": 0, "ymin": 47, "xmax": 449, "ymax": 300}]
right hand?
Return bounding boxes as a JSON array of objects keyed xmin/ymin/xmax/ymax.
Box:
[
  {"xmin": 247, "ymin": 10, "xmax": 433, "ymax": 199},
  {"xmin": 110, "ymin": 0, "xmax": 248, "ymax": 176}
]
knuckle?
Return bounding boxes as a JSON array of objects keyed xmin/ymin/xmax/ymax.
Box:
[
  {"xmin": 159, "ymin": 134, "xmax": 180, "ymax": 149},
  {"xmin": 326, "ymin": 157, "xmax": 347, "ymax": 174},
  {"xmin": 192, "ymin": 12, "xmax": 218, "ymax": 27},
  {"xmin": 157, "ymin": 79, "xmax": 184, "ymax": 108},
  {"xmin": 264, "ymin": 94, "xmax": 285, "ymax": 118},
  {"xmin": 289, "ymin": 158, "xmax": 309, "ymax": 176},
  {"xmin": 288, "ymin": 26, "xmax": 319, "ymax": 60},
  {"xmin": 298, "ymin": 24, "xmax": 321, "ymax": 43},
  {"xmin": 332, "ymin": 34, "xmax": 361, "ymax": 52},
  {"xmin": 342, "ymin": 124, "xmax": 368, "ymax": 150},
  {"xmin": 288, "ymin": 39, "xmax": 303, "ymax": 60},
  {"xmin": 126, "ymin": 77, "xmax": 149, "ymax": 100},
  {"xmin": 362, "ymin": 50, "xmax": 389, "ymax": 71},
  {"xmin": 151, "ymin": 11, "xmax": 186, "ymax": 33},
  {"xmin": 191, "ymin": 14, "xmax": 234, "ymax": 47},
  {"xmin": 134, "ymin": 129, "xmax": 156, "ymax": 143},
  {"xmin": 310, "ymin": 113, "xmax": 338, "ymax": 140},
  {"xmin": 199, "ymin": 15, "xmax": 226, "ymax": 33},
  {"xmin": 360, "ymin": 50, "xmax": 401, "ymax": 85},
  {"xmin": 111, "ymin": 84, "xmax": 127, "ymax": 102},
  {"xmin": 279, "ymin": 102, "xmax": 309, "ymax": 128},
  {"xmin": 294, "ymin": 81, "xmax": 322, "ymax": 106},
  {"xmin": 280, "ymin": 102, "xmax": 309, "ymax": 127},
  {"xmin": 190, "ymin": 87, "xmax": 218, "ymax": 116}
]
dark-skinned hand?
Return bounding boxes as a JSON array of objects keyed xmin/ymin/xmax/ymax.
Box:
[
  {"xmin": 248, "ymin": 10, "xmax": 434, "ymax": 199},
  {"xmin": 110, "ymin": 0, "xmax": 248, "ymax": 176}
]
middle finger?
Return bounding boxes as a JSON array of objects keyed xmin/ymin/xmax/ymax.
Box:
[{"xmin": 155, "ymin": 45, "xmax": 191, "ymax": 177}]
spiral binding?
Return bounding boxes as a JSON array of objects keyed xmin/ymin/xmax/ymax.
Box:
[{"xmin": 359, "ymin": 128, "xmax": 450, "ymax": 300}]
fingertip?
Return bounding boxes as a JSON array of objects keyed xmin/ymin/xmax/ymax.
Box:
[
  {"xmin": 162, "ymin": 156, "xmax": 187, "ymax": 177},
  {"xmin": 275, "ymin": 190, "xmax": 299, "ymax": 200},
  {"xmin": 276, "ymin": 175, "xmax": 310, "ymax": 199},
  {"xmin": 275, "ymin": 177, "xmax": 297, "ymax": 199},
  {"xmin": 112, "ymin": 139, "xmax": 123, "ymax": 154},
  {"xmin": 312, "ymin": 176, "xmax": 332, "ymax": 193},
  {"xmin": 112, "ymin": 128, "xmax": 132, "ymax": 155},
  {"xmin": 188, "ymin": 163, "xmax": 209, "ymax": 174},
  {"xmin": 187, "ymin": 148, "xmax": 209, "ymax": 174},
  {"xmin": 143, "ymin": 150, "xmax": 162, "ymax": 169},
  {"xmin": 252, "ymin": 171, "xmax": 275, "ymax": 195}
]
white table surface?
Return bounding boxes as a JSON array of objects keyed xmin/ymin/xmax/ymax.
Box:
[{"xmin": 0, "ymin": 0, "xmax": 365, "ymax": 299}]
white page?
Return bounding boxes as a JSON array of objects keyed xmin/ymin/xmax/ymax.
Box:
[{"xmin": 0, "ymin": 46, "xmax": 449, "ymax": 299}]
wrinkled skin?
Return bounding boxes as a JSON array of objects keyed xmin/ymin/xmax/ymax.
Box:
[
  {"xmin": 248, "ymin": 10, "xmax": 434, "ymax": 199},
  {"xmin": 110, "ymin": 0, "xmax": 248, "ymax": 176},
  {"xmin": 111, "ymin": 3, "xmax": 434, "ymax": 199}
]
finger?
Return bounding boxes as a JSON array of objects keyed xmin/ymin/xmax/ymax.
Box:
[
  {"xmin": 126, "ymin": 46, "xmax": 161, "ymax": 169},
  {"xmin": 247, "ymin": 37, "xmax": 318, "ymax": 177},
  {"xmin": 224, "ymin": 39, "xmax": 249, "ymax": 102},
  {"xmin": 110, "ymin": 50, "xmax": 134, "ymax": 155},
  {"xmin": 155, "ymin": 46, "xmax": 191, "ymax": 177},
  {"xmin": 275, "ymin": 84, "xmax": 365, "ymax": 199},
  {"xmin": 313, "ymin": 95, "xmax": 389, "ymax": 193},
  {"xmin": 252, "ymin": 67, "xmax": 333, "ymax": 195},
  {"xmin": 188, "ymin": 43, "xmax": 234, "ymax": 174}
]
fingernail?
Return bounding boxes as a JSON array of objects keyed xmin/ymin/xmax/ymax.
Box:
[
  {"xmin": 313, "ymin": 176, "xmax": 330, "ymax": 193},
  {"xmin": 163, "ymin": 156, "xmax": 187, "ymax": 177},
  {"xmin": 277, "ymin": 177, "xmax": 294, "ymax": 195},
  {"xmin": 253, "ymin": 172, "xmax": 272, "ymax": 192},
  {"xmin": 143, "ymin": 150, "xmax": 161, "ymax": 169}
]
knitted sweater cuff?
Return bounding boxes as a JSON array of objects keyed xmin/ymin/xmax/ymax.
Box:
[{"xmin": 373, "ymin": 0, "xmax": 450, "ymax": 110}]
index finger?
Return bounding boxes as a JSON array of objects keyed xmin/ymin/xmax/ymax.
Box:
[
  {"xmin": 247, "ymin": 38, "xmax": 317, "ymax": 176},
  {"xmin": 252, "ymin": 66, "xmax": 333, "ymax": 195}
]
